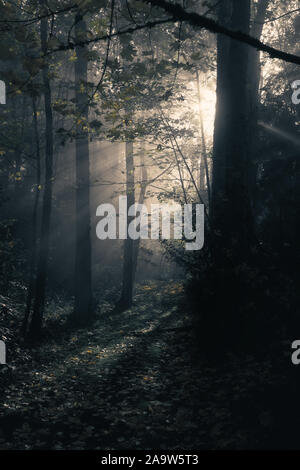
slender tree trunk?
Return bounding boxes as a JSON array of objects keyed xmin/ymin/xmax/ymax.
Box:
[
  {"xmin": 72, "ymin": 11, "xmax": 93, "ymax": 325},
  {"xmin": 28, "ymin": 13, "xmax": 53, "ymax": 339},
  {"xmin": 11, "ymin": 97, "xmax": 22, "ymax": 201},
  {"xmin": 249, "ymin": 0, "xmax": 269, "ymax": 103},
  {"xmin": 132, "ymin": 144, "xmax": 148, "ymax": 279},
  {"xmin": 196, "ymin": 69, "xmax": 210, "ymax": 203},
  {"xmin": 22, "ymin": 96, "xmax": 41, "ymax": 336},
  {"xmin": 119, "ymin": 142, "xmax": 135, "ymax": 310},
  {"xmin": 248, "ymin": 0, "xmax": 269, "ymax": 209}
]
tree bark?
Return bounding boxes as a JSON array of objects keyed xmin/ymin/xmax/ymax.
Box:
[
  {"xmin": 119, "ymin": 142, "xmax": 135, "ymax": 310},
  {"xmin": 72, "ymin": 11, "xmax": 93, "ymax": 325},
  {"xmin": 224, "ymin": 0, "xmax": 252, "ymax": 259},
  {"xmin": 212, "ymin": 0, "xmax": 253, "ymax": 260},
  {"xmin": 248, "ymin": 0, "xmax": 269, "ymax": 210},
  {"xmin": 196, "ymin": 69, "xmax": 210, "ymax": 203},
  {"xmin": 28, "ymin": 12, "xmax": 53, "ymax": 340},
  {"xmin": 132, "ymin": 144, "xmax": 148, "ymax": 280},
  {"xmin": 22, "ymin": 96, "xmax": 41, "ymax": 337},
  {"xmin": 211, "ymin": 0, "xmax": 233, "ymax": 233}
]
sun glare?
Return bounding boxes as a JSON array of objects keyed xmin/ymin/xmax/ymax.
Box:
[{"xmin": 189, "ymin": 80, "xmax": 216, "ymax": 142}]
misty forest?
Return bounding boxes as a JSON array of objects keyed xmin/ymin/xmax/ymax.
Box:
[{"xmin": 0, "ymin": 0, "xmax": 299, "ymax": 451}]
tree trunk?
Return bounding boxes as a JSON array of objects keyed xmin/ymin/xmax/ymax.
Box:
[
  {"xmin": 211, "ymin": 0, "xmax": 253, "ymax": 260},
  {"xmin": 196, "ymin": 69, "xmax": 210, "ymax": 203},
  {"xmin": 22, "ymin": 96, "xmax": 41, "ymax": 337},
  {"xmin": 72, "ymin": 11, "xmax": 93, "ymax": 325},
  {"xmin": 132, "ymin": 144, "xmax": 148, "ymax": 280},
  {"xmin": 28, "ymin": 13, "xmax": 53, "ymax": 340},
  {"xmin": 248, "ymin": 0, "xmax": 269, "ymax": 210},
  {"xmin": 119, "ymin": 142, "xmax": 135, "ymax": 310},
  {"xmin": 211, "ymin": 0, "xmax": 233, "ymax": 230},
  {"xmin": 224, "ymin": 0, "xmax": 252, "ymax": 259},
  {"xmin": 249, "ymin": 0, "xmax": 269, "ymax": 103}
]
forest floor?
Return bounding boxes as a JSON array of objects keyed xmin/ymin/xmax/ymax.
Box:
[{"xmin": 0, "ymin": 280, "xmax": 298, "ymax": 450}]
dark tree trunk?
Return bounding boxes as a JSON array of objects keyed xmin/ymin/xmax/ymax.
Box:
[
  {"xmin": 22, "ymin": 96, "xmax": 41, "ymax": 337},
  {"xmin": 119, "ymin": 142, "xmax": 135, "ymax": 310},
  {"xmin": 248, "ymin": 0, "xmax": 269, "ymax": 209},
  {"xmin": 224, "ymin": 0, "xmax": 252, "ymax": 259},
  {"xmin": 28, "ymin": 13, "xmax": 53, "ymax": 340},
  {"xmin": 212, "ymin": 0, "xmax": 253, "ymax": 261},
  {"xmin": 72, "ymin": 11, "xmax": 93, "ymax": 325},
  {"xmin": 201, "ymin": 0, "xmax": 253, "ymax": 352},
  {"xmin": 211, "ymin": 0, "xmax": 233, "ymax": 229}
]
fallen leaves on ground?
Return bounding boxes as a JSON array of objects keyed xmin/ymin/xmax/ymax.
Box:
[{"xmin": 0, "ymin": 281, "xmax": 293, "ymax": 450}]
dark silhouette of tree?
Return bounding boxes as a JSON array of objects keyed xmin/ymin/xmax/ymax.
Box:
[
  {"xmin": 28, "ymin": 9, "xmax": 54, "ymax": 340},
  {"xmin": 211, "ymin": 0, "xmax": 233, "ymax": 247},
  {"xmin": 72, "ymin": 9, "xmax": 93, "ymax": 326},
  {"xmin": 211, "ymin": 0, "xmax": 253, "ymax": 260},
  {"xmin": 22, "ymin": 95, "xmax": 41, "ymax": 337}
]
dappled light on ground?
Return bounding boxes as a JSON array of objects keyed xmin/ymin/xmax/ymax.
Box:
[{"xmin": 0, "ymin": 281, "xmax": 294, "ymax": 450}]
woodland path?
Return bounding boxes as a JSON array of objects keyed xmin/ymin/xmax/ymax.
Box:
[{"xmin": 0, "ymin": 281, "xmax": 292, "ymax": 450}]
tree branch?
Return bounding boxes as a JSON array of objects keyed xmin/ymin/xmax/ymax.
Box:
[
  {"xmin": 142, "ymin": 0, "xmax": 300, "ymax": 66},
  {"xmin": 44, "ymin": 0, "xmax": 300, "ymax": 67}
]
